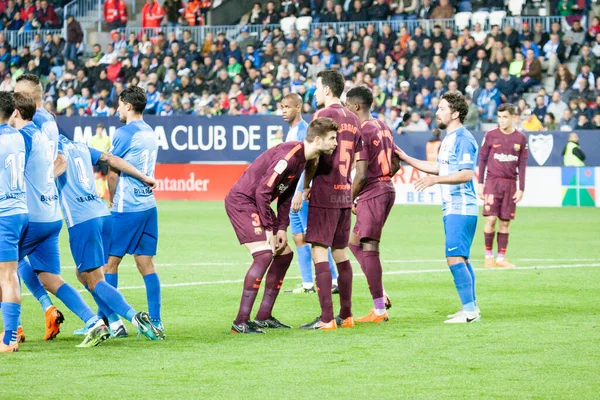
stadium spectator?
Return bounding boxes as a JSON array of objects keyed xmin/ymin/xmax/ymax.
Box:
[
  {"xmin": 164, "ymin": 0, "xmax": 184, "ymax": 26},
  {"xmin": 262, "ymin": 1, "xmax": 280, "ymax": 25},
  {"xmin": 37, "ymin": 0, "xmax": 59, "ymax": 28},
  {"xmin": 349, "ymin": 0, "xmax": 368, "ymax": 21},
  {"xmin": 430, "ymin": 0, "xmax": 453, "ymax": 19},
  {"xmin": 142, "ymin": 0, "xmax": 164, "ymax": 28},
  {"xmin": 104, "ymin": 0, "xmax": 128, "ymax": 31},
  {"xmin": 65, "ymin": 15, "xmax": 83, "ymax": 62}
]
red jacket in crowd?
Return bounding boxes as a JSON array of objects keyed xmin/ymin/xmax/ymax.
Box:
[
  {"xmin": 37, "ymin": 3, "xmax": 59, "ymax": 26},
  {"xmin": 142, "ymin": 0, "xmax": 164, "ymax": 28},
  {"xmin": 104, "ymin": 0, "xmax": 128, "ymax": 24}
]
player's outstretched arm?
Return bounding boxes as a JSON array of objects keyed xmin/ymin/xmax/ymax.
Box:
[
  {"xmin": 394, "ymin": 147, "xmax": 439, "ymax": 175},
  {"xmin": 54, "ymin": 154, "xmax": 68, "ymax": 178},
  {"xmin": 99, "ymin": 153, "xmax": 157, "ymax": 189},
  {"xmin": 415, "ymin": 169, "xmax": 473, "ymax": 192},
  {"xmin": 352, "ymin": 159, "xmax": 368, "ymax": 202}
]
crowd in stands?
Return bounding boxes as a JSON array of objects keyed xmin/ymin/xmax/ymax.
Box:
[
  {"xmin": 0, "ymin": 0, "xmax": 64, "ymax": 31},
  {"xmin": 1, "ymin": 0, "xmax": 599, "ymax": 133}
]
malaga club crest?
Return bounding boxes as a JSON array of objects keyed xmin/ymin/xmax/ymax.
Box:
[{"xmin": 528, "ymin": 134, "xmax": 553, "ymax": 166}]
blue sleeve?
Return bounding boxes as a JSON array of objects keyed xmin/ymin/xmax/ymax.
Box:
[
  {"xmin": 109, "ymin": 128, "xmax": 131, "ymax": 158},
  {"xmin": 88, "ymin": 147, "xmax": 103, "ymax": 166},
  {"xmin": 296, "ymin": 171, "xmax": 305, "ymax": 193},
  {"xmin": 57, "ymin": 137, "xmax": 64, "ymax": 155},
  {"xmin": 456, "ymin": 136, "xmax": 477, "ymax": 171},
  {"xmin": 296, "ymin": 122, "xmax": 308, "ymax": 142}
]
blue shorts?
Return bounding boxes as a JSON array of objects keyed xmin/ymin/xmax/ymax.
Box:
[
  {"xmin": 443, "ymin": 214, "xmax": 478, "ymax": 259},
  {"xmin": 0, "ymin": 214, "xmax": 29, "ymax": 262},
  {"xmin": 69, "ymin": 216, "xmax": 113, "ymax": 273},
  {"xmin": 110, "ymin": 208, "xmax": 158, "ymax": 257},
  {"xmin": 290, "ymin": 199, "xmax": 309, "ymax": 235},
  {"xmin": 19, "ymin": 220, "xmax": 63, "ymax": 274}
]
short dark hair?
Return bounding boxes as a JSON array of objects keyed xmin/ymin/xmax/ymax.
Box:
[
  {"xmin": 317, "ymin": 69, "xmax": 345, "ymax": 98},
  {"xmin": 346, "ymin": 86, "xmax": 374, "ymax": 108},
  {"xmin": 306, "ymin": 117, "xmax": 338, "ymax": 142},
  {"xmin": 119, "ymin": 86, "xmax": 146, "ymax": 114},
  {"xmin": 0, "ymin": 91, "xmax": 15, "ymax": 121},
  {"xmin": 497, "ymin": 103, "xmax": 517, "ymax": 115},
  {"xmin": 283, "ymin": 93, "xmax": 303, "ymax": 107},
  {"xmin": 16, "ymin": 73, "xmax": 40, "ymax": 86},
  {"xmin": 441, "ymin": 91, "xmax": 468, "ymax": 123},
  {"xmin": 13, "ymin": 92, "xmax": 35, "ymax": 121}
]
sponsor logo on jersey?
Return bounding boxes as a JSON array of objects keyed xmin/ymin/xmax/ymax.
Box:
[
  {"xmin": 277, "ymin": 183, "xmax": 289, "ymax": 193},
  {"xmin": 493, "ymin": 153, "xmax": 519, "ymax": 162},
  {"xmin": 274, "ymin": 160, "xmax": 288, "ymax": 174}
]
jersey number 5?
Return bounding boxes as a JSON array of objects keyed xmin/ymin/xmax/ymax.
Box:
[{"xmin": 338, "ymin": 140, "xmax": 353, "ymax": 178}]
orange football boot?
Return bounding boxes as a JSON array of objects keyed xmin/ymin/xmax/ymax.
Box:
[
  {"xmin": 484, "ymin": 257, "xmax": 496, "ymax": 268},
  {"xmin": 335, "ymin": 316, "xmax": 355, "ymax": 328},
  {"xmin": 44, "ymin": 306, "xmax": 64, "ymax": 340},
  {"xmin": 355, "ymin": 309, "xmax": 389, "ymax": 323},
  {"xmin": 0, "ymin": 342, "xmax": 18, "ymax": 353},
  {"xmin": 316, "ymin": 320, "xmax": 337, "ymax": 330},
  {"xmin": 495, "ymin": 259, "xmax": 516, "ymax": 268}
]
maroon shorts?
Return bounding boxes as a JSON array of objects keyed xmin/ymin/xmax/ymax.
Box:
[
  {"xmin": 353, "ymin": 192, "xmax": 396, "ymax": 241},
  {"xmin": 224, "ymin": 194, "xmax": 267, "ymax": 245},
  {"xmin": 483, "ymin": 178, "xmax": 517, "ymax": 220},
  {"xmin": 306, "ymin": 206, "xmax": 352, "ymax": 248}
]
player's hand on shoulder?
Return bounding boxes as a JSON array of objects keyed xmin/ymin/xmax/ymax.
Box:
[
  {"xmin": 275, "ymin": 230, "xmax": 288, "ymax": 255},
  {"xmin": 291, "ymin": 191, "xmax": 303, "ymax": 213},
  {"xmin": 394, "ymin": 146, "xmax": 408, "ymax": 162},
  {"xmin": 513, "ymin": 190, "xmax": 524, "ymax": 204},
  {"xmin": 414, "ymin": 175, "xmax": 438, "ymax": 192}
]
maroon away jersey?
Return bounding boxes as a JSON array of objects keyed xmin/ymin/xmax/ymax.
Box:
[
  {"xmin": 356, "ymin": 119, "xmax": 398, "ymax": 202},
  {"xmin": 311, "ymin": 104, "xmax": 362, "ymax": 209},
  {"xmin": 228, "ymin": 141, "xmax": 306, "ymax": 231},
  {"xmin": 479, "ymin": 128, "xmax": 528, "ymax": 191}
]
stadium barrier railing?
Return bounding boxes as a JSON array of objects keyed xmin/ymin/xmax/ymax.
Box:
[
  {"xmin": 116, "ymin": 15, "xmax": 564, "ymax": 45},
  {"xmin": 4, "ymin": 29, "xmax": 65, "ymax": 50}
]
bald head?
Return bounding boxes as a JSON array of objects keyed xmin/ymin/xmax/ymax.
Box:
[
  {"xmin": 568, "ymin": 132, "xmax": 579, "ymax": 142},
  {"xmin": 15, "ymin": 74, "xmax": 43, "ymax": 108}
]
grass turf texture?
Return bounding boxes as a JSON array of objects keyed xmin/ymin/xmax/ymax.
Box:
[{"xmin": 1, "ymin": 201, "xmax": 599, "ymax": 399}]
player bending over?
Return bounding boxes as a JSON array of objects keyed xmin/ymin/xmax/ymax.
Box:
[
  {"xmin": 346, "ymin": 86, "xmax": 400, "ymax": 323},
  {"xmin": 55, "ymin": 134, "xmax": 164, "ymax": 345},
  {"xmin": 0, "ymin": 92, "xmax": 29, "ymax": 352},
  {"xmin": 300, "ymin": 69, "xmax": 363, "ymax": 331},
  {"xmin": 478, "ymin": 104, "xmax": 528, "ymax": 269},
  {"xmin": 281, "ymin": 93, "xmax": 339, "ymax": 294},
  {"xmin": 225, "ymin": 118, "xmax": 338, "ymax": 334},
  {"xmin": 395, "ymin": 92, "xmax": 481, "ymax": 324}
]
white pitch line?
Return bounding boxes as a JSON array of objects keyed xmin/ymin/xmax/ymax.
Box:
[
  {"xmin": 59, "ymin": 258, "xmax": 600, "ymax": 269},
  {"xmin": 25, "ymin": 262, "xmax": 598, "ymax": 297}
]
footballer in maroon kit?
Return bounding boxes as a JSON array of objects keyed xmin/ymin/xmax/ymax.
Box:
[
  {"xmin": 346, "ymin": 86, "xmax": 401, "ymax": 323},
  {"xmin": 301, "ymin": 69, "xmax": 363, "ymax": 331},
  {"xmin": 478, "ymin": 103, "xmax": 528, "ymax": 269},
  {"xmin": 225, "ymin": 118, "xmax": 339, "ymax": 334}
]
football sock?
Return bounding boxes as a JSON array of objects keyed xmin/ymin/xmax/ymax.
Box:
[
  {"xmin": 296, "ymin": 245, "xmax": 314, "ymax": 287},
  {"xmin": 18, "ymin": 259, "xmax": 53, "ymax": 312},
  {"xmin": 497, "ymin": 233, "xmax": 509, "ymax": 261},
  {"xmin": 449, "ymin": 262, "xmax": 476, "ymax": 312},
  {"xmin": 234, "ymin": 250, "xmax": 273, "ymax": 325},
  {"xmin": 349, "ymin": 244, "xmax": 365, "ymax": 273},
  {"xmin": 336, "ymin": 260, "xmax": 353, "ymax": 319},
  {"xmin": 55, "ymin": 283, "xmax": 97, "ymax": 326},
  {"xmin": 373, "ymin": 298, "xmax": 386, "ymax": 315},
  {"xmin": 94, "ymin": 280, "xmax": 137, "ymax": 322},
  {"xmin": 484, "ymin": 232, "xmax": 495, "ymax": 257},
  {"xmin": 327, "ymin": 248, "xmax": 338, "ymax": 281},
  {"xmin": 465, "ymin": 261, "xmax": 477, "ymax": 306},
  {"xmin": 256, "ymin": 252, "xmax": 293, "ymax": 320},
  {"xmin": 363, "ymin": 250, "xmax": 384, "ymax": 307},
  {"xmin": 100, "ymin": 273, "xmax": 119, "ymax": 319},
  {"xmin": 143, "ymin": 273, "xmax": 162, "ymax": 322},
  {"xmin": 314, "ymin": 261, "xmax": 334, "ymax": 322},
  {"xmin": 1, "ymin": 302, "xmax": 20, "ymax": 345}
]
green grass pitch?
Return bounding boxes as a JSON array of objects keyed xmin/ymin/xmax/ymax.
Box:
[{"xmin": 1, "ymin": 202, "xmax": 599, "ymax": 399}]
